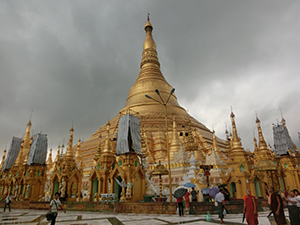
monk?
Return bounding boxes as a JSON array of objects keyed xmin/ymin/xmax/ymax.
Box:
[
  {"xmin": 269, "ymin": 186, "xmax": 286, "ymax": 225},
  {"xmin": 184, "ymin": 191, "xmax": 190, "ymax": 210},
  {"xmin": 243, "ymin": 189, "xmax": 258, "ymax": 225}
]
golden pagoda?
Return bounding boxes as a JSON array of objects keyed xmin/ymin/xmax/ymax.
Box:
[
  {"xmin": 2, "ymin": 16, "xmax": 300, "ymax": 203},
  {"xmin": 67, "ymin": 15, "xmax": 228, "ymax": 202}
]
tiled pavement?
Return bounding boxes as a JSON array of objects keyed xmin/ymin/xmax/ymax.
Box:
[{"xmin": 0, "ymin": 209, "xmax": 289, "ymax": 224}]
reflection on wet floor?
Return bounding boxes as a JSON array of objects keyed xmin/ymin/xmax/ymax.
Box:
[{"xmin": 0, "ymin": 209, "xmax": 276, "ymax": 225}]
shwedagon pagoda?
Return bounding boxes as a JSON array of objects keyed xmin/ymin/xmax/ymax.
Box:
[{"xmin": 1, "ymin": 16, "xmax": 299, "ymax": 203}]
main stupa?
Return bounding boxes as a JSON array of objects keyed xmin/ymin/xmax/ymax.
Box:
[{"xmin": 79, "ymin": 16, "xmax": 227, "ymax": 168}]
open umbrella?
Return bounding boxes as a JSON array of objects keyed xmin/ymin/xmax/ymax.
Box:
[
  {"xmin": 173, "ymin": 188, "xmax": 187, "ymax": 199},
  {"xmin": 184, "ymin": 182, "xmax": 196, "ymax": 188},
  {"xmin": 201, "ymin": 188, "xmax": 210, "ymax": 195},
  {"xmin": 209, "ymin": 187, "xmax": 219, "ymax": 199},
  {"xmin": 218, "ymin": 184, "xmax": 227, "ymax": 189}
]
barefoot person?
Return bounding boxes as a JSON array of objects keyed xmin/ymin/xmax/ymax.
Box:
[
  {"xmin": 215, "ymin": 188, "xmax": 226, "ymax": 224},
  {"xmin": 3, "ymin": 193, "xmax": 13, "ymax": 212},
  {"xmin": 49, "ymin": 192, "xmax": 66, "ymax": 225},
  {"xmin": 269, "ymin": 186, "xmax": 286, "ymax": 225},
  {"xmin": 184, "ymin": 191, "xmax": 190, "ymax": 210},
  {"xmin": 176, "ymin": 196, "xmax": 184, "ymax": 217},
  {"xmin": 243, "ymin": 189, "xmax": 258, "ymax": 225},
  {"xmin": 285, "ymin": 190, "xmax": 300, "ymax": 225}
]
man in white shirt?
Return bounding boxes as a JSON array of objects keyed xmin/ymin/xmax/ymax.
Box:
[
  {"xmin": 49, "ymin": 192, "xmax": 66, "ymax": 225},
  {"xmin": 215, "ymin": 189, "xmax": 226, "ymax": 224},
  {"xmin": 3, "ymin": 193, "xmax": 13, "ymax": 212},
  {"xmin": 294, "ymin": 189, "xmax": 300, "ymax": 208}
]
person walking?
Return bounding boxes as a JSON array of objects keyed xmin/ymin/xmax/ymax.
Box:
[
  {"xmin": 243, "ymin": 189, "xmax": 258, "ymax": 225},
  {"xmin": 215, "ymin": 188, "xmax": 226, "ymax": 224},
  {"xmin": 49, "ymin": 192, "xmax": 66, "ymax": 225},
  {"xmin": 3, "ymin": 193, "xmax": 13, "ymax": 212},
  {"xmin": 269, "ymin": 186, "xmax": 286, "ymax": 225},
  {"xmin": 176, "ymin": 196, "xmax": 184, "ymax": 217},
  {"xmin": 191, "ymin": 187, "xmax": 199, "ymax": 202},
  {"xmin": 285, "ymin": 190, "xmax": 300, "ymax": 225},
  {"xmin": 184, "ymin": 191, "xmax": 190, "ymax": 210}
]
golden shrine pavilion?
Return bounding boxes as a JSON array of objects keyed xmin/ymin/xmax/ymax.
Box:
[{"xmin": 0, "ymin": 16, "xmax": 299, "ymax": 202}]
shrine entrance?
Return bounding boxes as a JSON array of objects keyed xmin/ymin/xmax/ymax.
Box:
[{"xmin": 114, "ymin": 176, "xmax": 122, "ymax": 201}]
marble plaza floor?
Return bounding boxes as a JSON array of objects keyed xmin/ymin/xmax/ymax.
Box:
[{"xmin": 0, "ymin": 209, "xmax": 289, "ymax": 225}]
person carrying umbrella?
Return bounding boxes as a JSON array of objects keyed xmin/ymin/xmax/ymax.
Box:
[
  {"xmin": 243, "ymin": 189, "xmax": 258, "ymax": 225},
  {"xmin": 215, "ymin": 188, "xmax": 226, "ymax": 224},
  {"xmin": 174, "ymin": 187, "xmax": 187, "ymax": 217},
  {"xmin": 176, "ymin": 196, "xmax": 184, "ymax": 217},
  {"xmin": 218, "ymin": 184, "xmax": 230, "ymax": 202}
]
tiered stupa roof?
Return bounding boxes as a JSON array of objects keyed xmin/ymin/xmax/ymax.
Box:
[{"xmin": 78, "ymin": 16, "xmax": 226, "ymax": 166}]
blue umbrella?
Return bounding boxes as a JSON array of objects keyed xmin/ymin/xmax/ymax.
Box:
[
  {"xmin": 209, "ymin": 187, "xmax": 219, "ymax": 199},
  {"xmin": 201, "ymin": 188, "xmax": 210, "ymax": 195},
  {"xmin": 184, "ymin": 182, "xmax": 196, "ymax": 188}
]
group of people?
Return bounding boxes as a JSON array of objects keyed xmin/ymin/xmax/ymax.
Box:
[
  {"xmin": 243, "ymin": 186, "xmax": 300, "ymax": 225},
  {"xmin": 285, "ymin": 189, "xmax": 300, "ymax": 225},
  {"xmin": 176, "ymin": 187, "xmax": 199, "ymax": 216},
  {"xmin": 3, "ymin": 192, "xmax": 65, "ymax": 225}
]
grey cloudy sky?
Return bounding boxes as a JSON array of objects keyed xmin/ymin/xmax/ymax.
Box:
[{"xmin": 1, "ymin": 0, "xmax": 299, "ymax": 159}]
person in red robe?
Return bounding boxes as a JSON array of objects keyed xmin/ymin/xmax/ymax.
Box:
[
  {"xmin": 243, "ymin": 189, "xmax": 258, "ymax": 225},
  {"xmin": 269, "ymin": 186, "xmax": 286, "ymax": 225},
  {"xmin": 184, "ymin": 191, "xmax": 190, "ymax": 210}
]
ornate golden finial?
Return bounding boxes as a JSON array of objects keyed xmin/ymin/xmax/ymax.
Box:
[
  {"xmin": 65, "ymin": 125, "xmax": 75, "ymax": 158},
  {"xmin": 53, "ymin": 145, "xmax": 60, "ymax": 164},
  {"xmin": 0, "ymin": 148, "xmax": 7, "ymax": 169},
  {"xmin": 75, "ymin": 138, "xmax": 85, "ymax": 166},
  {"xmin": 147, "ymin": 12, "xmax": 150, "ymax": 21},
  {"xmin": 255, "ymin": 114, "xmax": 268, "ymax": 150},
  {"xmin": 230, "ymin": 109, "xmax": 242, "ymax": 149},
  {"xmin": 253, "ymin": 136, "xmax": 258, "ymax": 152},
  {"xmin": 102, "ymin": 122, "xmax": 112, "ymax": 153},
  {"xmin": 46, "ymin": 148, "xmax": 53, "ymax": 165}
]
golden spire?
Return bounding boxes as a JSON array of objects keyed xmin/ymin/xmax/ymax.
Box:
[
  {"xmin": 54, "ymin": 145, "xmax": 60, "ymax": 163},
  {"xmin": 170, "ymin": 116, "xmax": 181, "ymax": 157},
  {"xmin": 46, "ymin": 148, "xmax": 53, "ymax": 165},
  {"xmin": 94, "ymin": 135, "xmax": 102, "ymax": 161},
  {"xmin": 253, "ymin": 136, "xmax": 258, "ymax": 152},
  {"xmin": 102, "ymin": 122, "xmax": 112, "ymax": 153},
  {"xmin": 125, "ymin": 14, "xmax": 179, "ymax": 109},
  {"xmin": 14, "ymin": 118, "xmax": 32, "ymax": 166},
  {"xmin": 230, "ymin": 111, "xmax": 243, "ymax": 149},
  {"xmin": 75, "ymin": 138, "xmax": 85, "ymax": 167},
  {"xmin": 212, "ymin": 130, "xmax": 219, "ymax": 152},
  {"xmin": 65, "ymin": 125, "xmax": 74, "ymax": 159},
  {"xmin": 255, "ymin": 115, "xmax": 272, "ymax": 160},
  {"xmin": 255, "ymin": 116, "xmax": 268, "ymax": 150},
  {"xmin": 0, "ymin": 148, "xmax": 7, "ymax": 170}
]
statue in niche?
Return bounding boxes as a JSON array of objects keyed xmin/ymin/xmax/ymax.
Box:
[
  {"xmin": 60, "ymin": 179, "xmax": 66, "ymax": 198},
  {"xmin": 25, "ymin": 184, "xmax": 31, "ymax": 198},
  {"xmin": 126, "ymin": 180, "xmax": 132, "ymax": 197},
  {"xmin": 108, "ymin": 180, "xmax": 111, "ymax": 193},
  {"xmin": 71, "ymin": 182, "xmax": 76, "ymax": 197}
]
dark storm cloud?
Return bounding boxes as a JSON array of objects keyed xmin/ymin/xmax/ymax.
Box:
[{"xmin": 0, "ymin": 1, "xmax": 299, "ymax": 159}]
